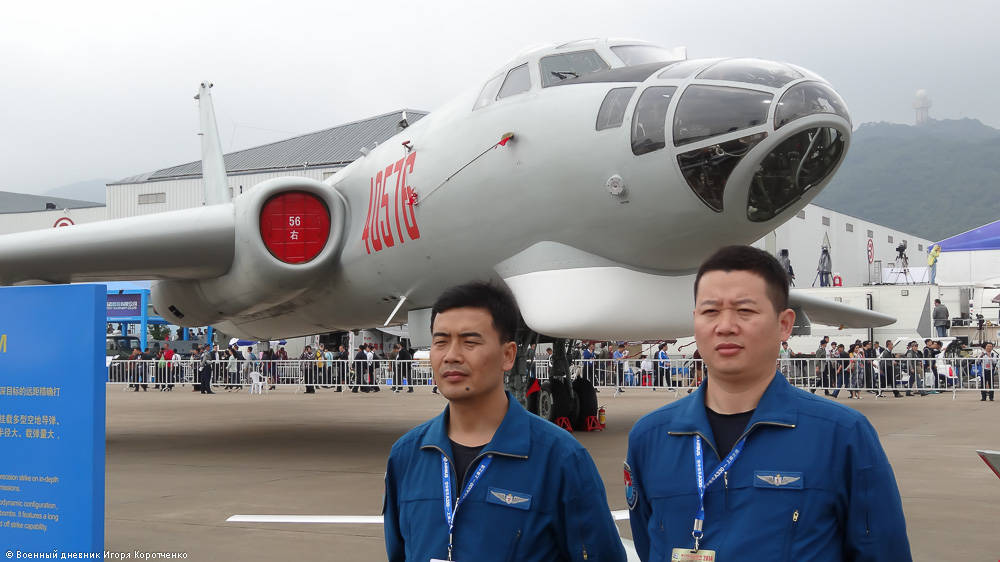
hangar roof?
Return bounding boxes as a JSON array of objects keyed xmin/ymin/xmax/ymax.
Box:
[
  {"xmin": 0, "ymin": 191, "xmax": 104, "ymax": 214},
  {"xmin": 111, "ymin": 109, "xmax": 428, "ymax": 185}
]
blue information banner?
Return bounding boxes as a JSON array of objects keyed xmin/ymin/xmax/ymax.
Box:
[{"xmin": 0, "ymin": 285, "xmax": 105, "ymax": 554}]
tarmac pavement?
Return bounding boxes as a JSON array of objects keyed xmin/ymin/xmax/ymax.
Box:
[{"xmin": 105, "ymin": 385, "xmax": 999, "ymax": 561}]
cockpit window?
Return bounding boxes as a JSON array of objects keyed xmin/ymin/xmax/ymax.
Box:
[
  {"xmin": 774, "ymin": 81, "xmax": 850, "ymax": 129},
  {"xmin": 540, "ymin": 50, "xmax": 610, "ymax": 87},
  {"xmin": 748, "ymin": 127, "xmax": 845, "ymax": 222},
  {"xmin": 657, "ymin": 59, "xmax": 717, "ymax": 79},
  {"xmin": 610, "ymin": 45, "xmax": 679, "ymax": 66},
  {"xmin": 673, "ymin": 85, "xmax": 772, "ymax": 146},
  {"xmin": 631, "ymin": 86, "xmax": 678, "ymax": 155},
  {"xmin": 497, "ymin": 64, "xmax": 531, "ymax": 100},
  {"xmin": 474, "ymin": 74, "xmax": 504, "ymax": 110},
  {"xmin": 596, "ymin": 87, "xmax": 636, "ymax": 131},
  {"xmin": 697, "ymin": 59, "xmax": 802, "ymax": 89}
]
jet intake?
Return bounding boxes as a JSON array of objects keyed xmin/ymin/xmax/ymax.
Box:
[{"xmin": 151, "ymin": 177, "xmax": 347, "ymax": 327}]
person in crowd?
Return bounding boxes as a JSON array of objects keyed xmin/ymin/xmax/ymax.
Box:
[
  {"xmin": 656, "ymin": 343, "xmax": 670, "ymax": 389},
  {"xmin": 903, "ymin": 341, "xmax": 926, "ymax": 397},
  {"xmin": 981, "ymin": 342, "xmax": 997, "ymax": 402},
  {"xmin": 129, "ymin": 347, "xmax": 148, "ymax": 392},
  {"xmin": 163, "ymin": 346, "xmax": 176, "ymax": 391},
  {"xmin": 625, "ymin": 245, "xmax": 910, "ymax": 561},
  {"xmin": 861, "ymin": 340, "xmax": 876, "ymax": 393},
  {"xmin": 879, "ymin": 340, "xmax": 899, "ymax": 398},
  {"xmin": 690, "ymin": 348, "xmax": 704, "ymax": 394},
  {"xmin": 198, "ymin": 344, "xmax": 215, "ymax": 394},
  {"xmin": 814, "ymin": 338, "xmax": 829, "ymax": 395},
  {"xmin": 829, "ymin": 343, "xmax": 847, "ymax": 398},
  {"xmin": 928, "ymin": 244, "xmax": 941, "ymax": 284},
  {"xmin": 383, "ymin": 282, "xmax": 626, "ymax": 561},
  {"xmin": 613, "ymin": 343, "xmax": 627, "ymax": 393},
  {"xmin": 396, "ymin": 343, "xmax": 414, "ymax": 393},
  {"xmin": 300, "ymin": 345, "xmax": 316, "ymax": 394},
  {"xmin": 365, "ymin": 344, "xmax": 380, "ymax": 392},
  {"xmin": 582, "ymin": 342, "xmax": 597, "ymax": 384},
  {"xmin": 226, "ymin": 348, "xmax": 239, "ymax": 391},
  {"xmin": 846, "ymin": 344, "xmax": 862, "ymax": 400},
  {"xmin": 277, "ymin": 346, "xmax": 288, "ymax": 360},
  {"xmin": 260, "ymin": 348, "xmax": 276, "ymax": 390},
  {"xmin": 778, "ymin": 340, "xmax": 793, "ymax": 379},
  {"xmin": 352, "ymin": 344, "xmax": 367, "ymax": 393}
]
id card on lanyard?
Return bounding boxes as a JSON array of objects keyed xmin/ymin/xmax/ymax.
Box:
[
  {"xmin": 439, "ymin": 453, "xmax": 492, "ymax": 562},
  {"xmin": 672, "ymin": 434, "xmax": 745, "ymax": 561}
]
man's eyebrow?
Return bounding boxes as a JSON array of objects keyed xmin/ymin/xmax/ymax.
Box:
[{"xmin": 431, "ymin": 331, "xmax": 485, "ymax": 339}]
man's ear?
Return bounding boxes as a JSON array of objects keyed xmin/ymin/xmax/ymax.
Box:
[
  {"xmin": 502, "ymin": 341, "xmax": 517, "ymax": 372},
  {"xmin": 778, "ymin": 308, "xmax": 796, "ymax": 341}
]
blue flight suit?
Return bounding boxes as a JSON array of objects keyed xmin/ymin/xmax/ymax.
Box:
[
  {"xmin": 384, "ymin": 392, "xmax": 626, "ymax": 562},
  {"xmin": 625, "ymin": 372, "xmax": 911, "ymax": 561}
]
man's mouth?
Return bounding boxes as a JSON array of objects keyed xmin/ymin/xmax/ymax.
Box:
[
  {"xmin": 441, "ymin": 370, "xmax": 468, "ymax": 382},
  {"xmin": 715, "ymin": 343, "xmax": 743, "ymax": 357}
]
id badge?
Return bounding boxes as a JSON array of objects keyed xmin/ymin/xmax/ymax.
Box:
[{"xmin": 669, "ymin": 547, "xmax": 716, "ymax": 561}]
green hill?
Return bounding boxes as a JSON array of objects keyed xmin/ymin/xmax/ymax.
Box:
[{"xmin": 813, "ymin": 118, "xmax": 1000, "ymax": 242}]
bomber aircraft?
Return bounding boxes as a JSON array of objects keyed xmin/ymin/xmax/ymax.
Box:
[{"xmin": 0, "ymin": 37, "xmax": 891, "ymax": 422}]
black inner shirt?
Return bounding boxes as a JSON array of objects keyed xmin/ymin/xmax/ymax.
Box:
[
  {"xmin": 450, "ymin": 440, "xmax": 486, "ymax": 492},
  {"xmin": 705, "ymin": 407, "xmax": 754, "ymax": 458}
]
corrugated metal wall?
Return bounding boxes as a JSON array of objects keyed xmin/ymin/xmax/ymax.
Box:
[{"xmin": 106, "ymin": 167, "xmax": 339, "ymax": 219}]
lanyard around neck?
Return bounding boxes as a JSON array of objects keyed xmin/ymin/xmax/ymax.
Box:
[
  {"xmin": 441, "ymin": 453, "xmax": 492, "ymax": 561},
  {"xmin": 691, "ymin": 435, "xmax": 744, "ymax": 551}
]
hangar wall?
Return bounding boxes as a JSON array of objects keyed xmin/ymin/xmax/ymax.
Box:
[
  {"xmin": 755, "ymin": 206, "xmax": 932, "ymax": 288},
  {"xmin": 106, "ymin": 167, "xmax": 343, "ymax": 219},
  {"xmin": 0, "ymin": 206, "xmax": 106, "ymax": 235}
]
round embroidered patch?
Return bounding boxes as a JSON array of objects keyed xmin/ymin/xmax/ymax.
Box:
[{"xmin": 624, "ymin": 462, "xmax": 638, "ymax": 510}]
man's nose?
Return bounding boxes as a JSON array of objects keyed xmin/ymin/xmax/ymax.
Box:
[{"xmin": 714, "ymin": 309, "xmax": 740, "ymax": 334}]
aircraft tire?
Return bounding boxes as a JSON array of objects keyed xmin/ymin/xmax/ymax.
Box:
[
  {"xmin": 538, "ymin": 379, "xmax": 571, "ymax": 422},
  {"xmin": 572, "ymin": 378, "xmax": 599, "ymax": 430}
]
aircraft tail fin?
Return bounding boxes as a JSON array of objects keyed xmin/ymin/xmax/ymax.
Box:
[{"xmin": 195, "ymin": 81, "xmax": 231, "ymax": 205}]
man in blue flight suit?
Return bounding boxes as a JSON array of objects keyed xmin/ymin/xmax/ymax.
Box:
[
  {"xmin": 383, "ymin": 282, "xmax": 626, "ymax": 562},
  {"xmin": 625, "ymin": 246, "xmax": 911, "ymax": 561}
]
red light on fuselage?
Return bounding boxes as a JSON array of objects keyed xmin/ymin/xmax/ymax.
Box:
[{"xmin": 259, "ymin": 191, "xmax": 330, "ymax": 264}]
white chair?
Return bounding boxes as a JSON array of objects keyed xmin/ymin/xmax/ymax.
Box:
[{"xmin": 248, "ymin": 372, "xmax": 267, "ymax": 396}]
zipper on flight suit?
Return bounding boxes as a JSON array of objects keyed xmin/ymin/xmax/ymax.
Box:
[{"xmin": 782, "ymin": 509, "xmax": 800, "ymax": 562}]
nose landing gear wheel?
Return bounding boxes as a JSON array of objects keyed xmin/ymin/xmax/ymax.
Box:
[{"xmin": 538, "ymin": 379, "xmax": 572, "ymax": 422}]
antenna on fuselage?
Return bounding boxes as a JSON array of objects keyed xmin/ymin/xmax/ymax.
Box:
[{"xmin": 194, "ymin": 81, "xmax": 231, "ymax": 206}]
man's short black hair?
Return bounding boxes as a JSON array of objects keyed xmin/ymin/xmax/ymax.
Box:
[
  {"xmin": 430, "ymin": 281, "xmax": 520, "ymax": 343},
  {"xmin": 694, "ymin": 245, "xmax": 789, "ymax": 312}
]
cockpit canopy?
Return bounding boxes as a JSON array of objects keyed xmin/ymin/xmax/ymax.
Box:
[{"xmin": 474, "ymin": 39, "xmax": 687, "ymax": 110}]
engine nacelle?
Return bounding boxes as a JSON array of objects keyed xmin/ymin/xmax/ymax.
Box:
[{"xmin": 151, "ymin": 177, "xmax": 347, "ymax": 327}]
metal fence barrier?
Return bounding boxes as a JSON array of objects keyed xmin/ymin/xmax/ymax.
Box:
[{"xmin": 106, "ymin": 356, "xmax": 998, "ymax": 397}]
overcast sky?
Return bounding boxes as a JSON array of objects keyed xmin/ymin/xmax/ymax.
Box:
[{"xmin": 2, "ymin": 0, "xmax": 996, "ymax": 195}]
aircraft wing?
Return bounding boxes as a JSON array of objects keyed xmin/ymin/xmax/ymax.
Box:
[
  {"xmin": 0, "ymin": 205, "xmax": 234, "ymax": 285},
  {"xmin": 788, "ymin": 290, "xmax": 895, "ymax": 328}
]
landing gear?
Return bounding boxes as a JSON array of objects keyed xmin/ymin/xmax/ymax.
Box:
[{"xmin": 508, "ymin": 331, "xmax": 598, "ymax": 430}]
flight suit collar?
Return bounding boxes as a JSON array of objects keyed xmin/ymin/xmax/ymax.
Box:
[
  {"xmin": 667, "ymin": 372, "xmax": 798, "ymax": 452},
  {"xmin": 419, "ymin": 391, "xmax": 531, "ymax": 460}
]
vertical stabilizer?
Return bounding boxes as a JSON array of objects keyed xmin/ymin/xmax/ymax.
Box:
[{"xmin": 194, "ymin": 81, "xmax": 230, "ymax": 205}]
